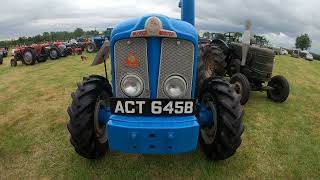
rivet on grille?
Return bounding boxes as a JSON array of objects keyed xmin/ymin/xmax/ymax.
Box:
[
  {"xmin": 127, "ymin": 41, "xmax": 131, "ymax": 45},
  {"xmin": 177, "ymin": 41, "xmax": 181, "ymax": 45}
]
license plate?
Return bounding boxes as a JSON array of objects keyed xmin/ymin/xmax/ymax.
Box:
[{"xmin": 110, "ymin": 98, "xmax": 196, "ymax": 116}]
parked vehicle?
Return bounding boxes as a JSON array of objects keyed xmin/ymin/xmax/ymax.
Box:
[
  {"xmin": 0, "ymin": 53, "xmax": 3, "ymax": 65},
  {"xmin": 202, "ymin": 21, "xmax": 290, "ymax": 105},
  {"xmin": 11, "ymin": 44, "xmax": 49, "ymax": 66},
  {"xmin": 301, "ymin": 50, "xmax": 314, "ymax": 61},
  {"xmin": 292, "ymin": 49, "xmax": 300, "ymax": 58},
  {"xmin": 86, "ymin": 28, "xmax": 113, "ymax": 53},
  {"xmin": 306, "ymin": 53, "xmax": 313, "ymax": 61},
  {"xmin": 279, "ymin": 48, "xmax": 288, "ymax": 55},
  {"xmin": 67, "ymin": 0, "xmax": 244, "ymax": 161},
  {"xmin": 0, "ymin": 47, "xmax": 8, "ymax": 57}
]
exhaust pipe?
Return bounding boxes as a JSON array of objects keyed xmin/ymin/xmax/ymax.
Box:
[
  {"xmin": 179, "ymin": 0, "xmax": 195, "ymax": 26},
  {"xmin": 241, "ymin": 20, "xmax": 251, "ymax": 66}
]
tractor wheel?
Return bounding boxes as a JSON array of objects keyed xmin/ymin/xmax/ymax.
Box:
[
  {"xmin": 267, "ymin": 75, "xmax": 289, "ymax": 103},
  {"xmin": 0, "ymin": 55, "xmax": 3, "ymax": 65},
  {"xmin": 22, "ymin": 49, "xmax": 36, "ymax": 65},
  {"xmin": 37, "ymin": 56, "xmax": 48, "ymax": 63},
  {"xmin": 227, "ymin": 59, "xmax": 241, "ymax": 76},
  {"xmin": 10, "ymin": 59, "xmax": 17, "ymax": 67},
  {"xmin": 49, "ymin": 48, "xmax": 59, "ymax": 60},
  {"xmin": 67, "ymin": 75, "xmax": 113, "ymax": 159},
  {"xmin": 196, "ymin": 44, "xmax": 226, "ymax": 96},
  {"xmin": 199, "ymin": 77, "xmax": 244, "ymax": 161},
  {"xmin": 86, "ymin": 43, "xmax": 96, "ymax": 53},
  {"xmin": 230, "ymin": 73, "xmax": 251, "ymax": 105},
  {"xmin": 201, "ymin": 43, "xmax": 226, "ymax": 77}
]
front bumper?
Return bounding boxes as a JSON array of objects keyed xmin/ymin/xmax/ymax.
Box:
[{"xmin": 107, "ymin": 115, "xmax": 199, "ymax": 154}]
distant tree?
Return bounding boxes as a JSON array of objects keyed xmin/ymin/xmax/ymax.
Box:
[
  {"xmin": 74, "ymin": 28, "xmax": 84, "ymax": 38},
  {"xmin": 42, "ymin": 32, "xmax": 50, "ymax": 42},
  {"xmin": 295, "ymin": 34, "xmax": 312, "ymax": 50}
]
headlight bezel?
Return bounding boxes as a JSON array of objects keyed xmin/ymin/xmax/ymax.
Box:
[
  {"xmin": 163, "ymin": 75, "xmax": 188, "ymax": 98},
  {"xmin": 120, "ymin": 74, "xmax": 144, "ymax": 97}
]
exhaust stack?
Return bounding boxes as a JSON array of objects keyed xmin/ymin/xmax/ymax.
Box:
[
  {"xmin": 241, "ymin": 20, "xmax": 251, "ymax": 65},
  {"xmin": 179, "ymin": 0, "xmax": 195, "ymax": 26}
]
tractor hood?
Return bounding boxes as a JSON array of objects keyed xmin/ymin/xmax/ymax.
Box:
[
  {"xmin": 111, "ymin": 14, "xmax": 197, "ymax": 43},
  {"xmin": 92, "ymin": 14, "xmax": 198, "ymax": 66}
]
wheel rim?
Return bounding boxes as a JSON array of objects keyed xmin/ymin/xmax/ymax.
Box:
[
  {"xmin": 200, "ymin": 93, "xmax": 218, "ymax": 144},
  {"xmin": 87, "ymin": 45, "xmax": 94, "ymax": 52},
  {"xmin": 94, "ymin": 92, "xmax": 110, "ymax": 144},
  {"xmin": 23, "ymin": 52, "xmax": 33, "ymax": 64},
  {"xmin": 270, "ymin": 80, "xmax": 283, "ymax": 97},
  {"xmin": 50, "ymin": 50, "xmax": 58, "ymax": 58},
  {"xmin": 233, "ymin": 81, "xmax": 242, "ymax": 95}
]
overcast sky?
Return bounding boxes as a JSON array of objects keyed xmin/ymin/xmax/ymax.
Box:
[{"xmin": 0, "ymin": 0, "xmax": 319, "ymax": 52}]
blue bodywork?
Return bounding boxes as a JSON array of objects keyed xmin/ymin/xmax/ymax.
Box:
[
  {"xmin": 101, "ymin": 0, "xmax": 214, "ymax": 154},
  {"xmin": 91, "ymin": 28, "xmax": 113, "ymax": 50},
  {"xmin": 91, "ymin": 36, "xmax": 106, "ymax": 49}
]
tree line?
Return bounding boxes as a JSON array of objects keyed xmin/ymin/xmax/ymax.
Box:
[{"xmin": 0, "ymin": 28, "xmax": 100, "ymax": 47}]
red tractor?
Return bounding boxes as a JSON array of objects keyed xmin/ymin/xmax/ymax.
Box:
[{"xmin": 11, "ymin": 44, "xmax": 49, "ymax": 67}]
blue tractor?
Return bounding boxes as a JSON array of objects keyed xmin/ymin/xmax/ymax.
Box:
[
  {"xmin": 86, "ymin": 28, "xmax": 113, "ymax": 53},
  {"xmin": 67, "ymin": 0, "xmax": 244, "ymax": 160}
]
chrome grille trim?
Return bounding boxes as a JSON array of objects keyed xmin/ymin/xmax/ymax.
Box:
[
  {"xmin": 114, "ymin": 38, "xmax": 149, "ymax": 98},
  {"xmin": 157, "ymin": 38, "xmax": 194, "ymax": 99}
]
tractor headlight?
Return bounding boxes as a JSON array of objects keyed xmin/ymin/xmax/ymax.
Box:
[
  {"xmin": 164, "ymin": 76, "xmax": 187, "ymax": 98},
  {"xmin": 121, "ymin": 74, "xmax": 143, "ymax": 97}
]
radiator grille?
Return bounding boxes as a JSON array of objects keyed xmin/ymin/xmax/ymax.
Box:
[
  {"xmin": 114, "ymin": 38, "xmax": 149, "ymax": 98},
  {"xmin": 157, "ymin": 38, "xmax": 194, "ymax": 99}
]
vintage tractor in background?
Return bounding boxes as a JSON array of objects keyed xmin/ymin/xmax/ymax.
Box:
[
  {"xmin": 46, "ymin": 42, "xmax": 72, "ymax": 60},
  {"xmin": 0, "ymin": 47, "xmax": 8, "ymax": 57},
  {"xmin": 86, "ymin": 28, "xmax": 113, "ymax": 53},
  {"xmin": 202, "ymin": 21, "xmax": 290, "ymax": 105},
  {"xmin": 11, "ymin": 44, "xmax": 49, "ymax": 67},
  {"xmin": 0, "ymin": 53, "xmax": 3, "ymax": 65},
  {"xmin": 67, "ymin": 0, "xmax": 244, "ymax": 161}
]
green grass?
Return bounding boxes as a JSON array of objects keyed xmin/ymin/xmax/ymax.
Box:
[{"xmin": 0, "ymin": 54, "xmax": 319, "ymax": 179}]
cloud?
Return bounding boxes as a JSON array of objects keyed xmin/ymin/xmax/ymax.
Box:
[{"xmin": 0, "ymin": 0, "xmax": 319, "ymax": 52}]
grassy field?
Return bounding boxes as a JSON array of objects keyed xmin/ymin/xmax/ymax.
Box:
[{"xmin": 0, "ymin": 54, "xmax": 319, "ymax": 179}]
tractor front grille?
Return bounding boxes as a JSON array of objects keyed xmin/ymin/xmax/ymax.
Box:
[
  {"xmin": 114, "ymin": 38, "xmax": 149, "ymax": 98},
  {"xmin": 157, "ymin": 38, "xmax": 194, "ymax": 99}
]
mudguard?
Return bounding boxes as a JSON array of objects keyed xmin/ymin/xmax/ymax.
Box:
[{"xmin": 91, "ymin": 41, "xmax": 110, "ymax": 66}]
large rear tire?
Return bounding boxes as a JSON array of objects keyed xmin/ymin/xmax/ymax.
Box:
[
  {"xmin": 86, "ymin": 43, "xmax": 96, "ymax": 53},
  {"xmin": 196, "ymin": 44, "xmax": 226, "ymax": 96},
  {"xmin": 230, "ymin": 73, "xmax": 251, "ymax": 105},
  {"xmin": 37, "ymin": 55, "xmax": 48, "ymax": 63},
  {"xmin": 199, "ymin": 77, "xmax": 244, "ymax": 161},
  {"xmin": 267, "ymin": 75, "xmax": 289, "ymax": 103},
  {"xmin": 67, "ymin": 75, "xmax": 113, "ymax": 159},
  {"xmin": 49, "ymin": 48, "xmax": 59, "ymax": 60},
  {"xmin": 22, "ymin": 49, "xmax": 36, "ymax": 65},
  {"xmin": 201, "ymin": 43, "xmax": 226, "ymax": 77}
]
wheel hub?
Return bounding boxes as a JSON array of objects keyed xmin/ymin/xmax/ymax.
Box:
[
  {"xmin": 200, "ymin": 93, "xmax": 218, "ymax": 145},
  {"xmin": 24, "ymin": 52, "xmax": 32, "ymax": 63},
  {"xmin": 50, "ymin": 50, "xmax": 58, "ymax": 58},
  {"xmin": 234, "ymin": 81, "xmax": 242, "ymax": 95},
  {"xmin": 87, "ymin": 45, "xmax": 94, "ymax": 52},
  {"xmin": 94, "ymin": 93, "xmax": 110, "ymax": 144}
]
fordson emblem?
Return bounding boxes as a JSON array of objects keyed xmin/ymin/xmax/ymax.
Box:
[
  {"xmin": 131, "ymin": 16, "xmax": 177, "ymax": 38},
  {"xmin": 125, "ymin": 53, "xmax": 139, "ymax": 67}
]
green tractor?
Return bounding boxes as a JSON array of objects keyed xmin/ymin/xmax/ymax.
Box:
[{"xmin": 201, "ymin": 21, "xmax": 290, "ymax": 105}]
